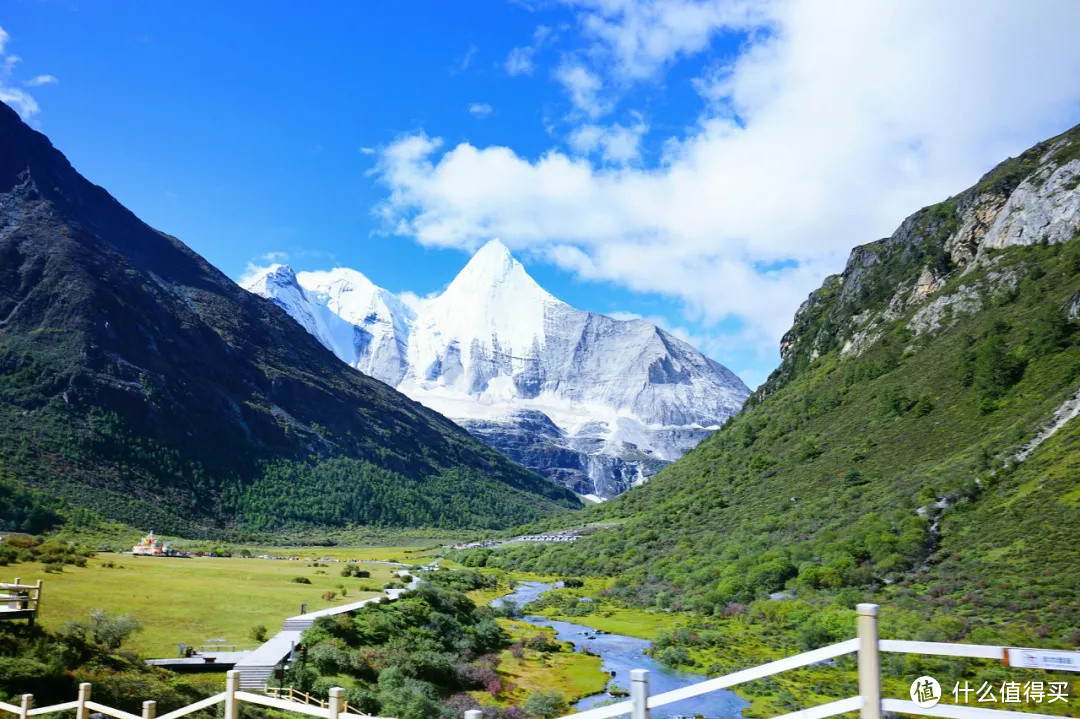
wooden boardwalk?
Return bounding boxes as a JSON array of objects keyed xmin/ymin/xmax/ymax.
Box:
[{"xmin": 234, "ymin": 570, "xmax": 422, "ymax": 689}]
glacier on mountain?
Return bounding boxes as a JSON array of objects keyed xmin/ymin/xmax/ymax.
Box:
[{"xmin": 244, "ymin": 240, "xmax": 750, "ymax": 498}]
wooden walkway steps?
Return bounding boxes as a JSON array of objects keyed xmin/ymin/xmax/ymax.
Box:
[
  {"xmin": 233, "ymin": 571, "xmax": 422, "ymax": 689},
  {"xmin": 233, "ymin": 630, "xmax": 301, "ymax": 689}
]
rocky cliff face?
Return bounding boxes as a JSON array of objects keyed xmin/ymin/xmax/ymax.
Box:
[
  {"xmin": 246, "ymin": 240, "xmax": 750, "ymax": 498},
  {"xmin": 764, "ymin": 123, "xmax": 1080, "ymax": 400}
]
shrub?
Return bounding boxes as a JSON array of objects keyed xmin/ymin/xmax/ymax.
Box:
[
  {"xmin": 250, "ymin": 624, "xmax": 268, "ymax": 642},
  {"xmin": 973, "ymin": 335, "xmax": 1025, "ymax": 400},
  {"xmin": 62, "ymin": 609, "xmax": 142, "ymax": 649},
  {"xmin": 795, "ymin": 610, "xmax": 853, "ymax": 650},
  {"xmin": 913, "ymin": 394, "xmax": 935, "ymax": 416},
  {"xmin": 341, "ymin": 564, "xmax": 371, "ymax": 578},
  {"xmin": 524, "ymin": 690, "xmax": 567, "ymax": 719},
  {"xmin": 654, "ymin": 646, "xmax": 691, "ymax": 668},
  {"xmin": 524, "ymin": 634, "xmax": 561, "ymax": 653},
  {"xmin": 494, "ymin": 598, "xmax": 521, "ymax": 618},
  {"xmin": 310, "ymin": 642, "xmax": 350, "ymax": 675},
  {"xmin": 292, "ymin": 576, "xmax": 311, "ymax": 584}
]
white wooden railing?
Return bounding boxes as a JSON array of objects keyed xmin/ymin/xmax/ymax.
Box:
[
  {"xmin": 0, "ymin": 671, "xmax": 392, "ymax": 719},
  {"xmin": 0, "ymin": 579, "xmax": 43, "ymax": 623},
  {"xmin": 2, "ymin": 603, "xmax": 1075, "ymax": 719},
  {"xmin": 460, "ymin": 603, "xmax": 1079, "ymax": 719},
  {"xmin": 263, "ymin": 685, "xmax": 360, "ymax": 714}
]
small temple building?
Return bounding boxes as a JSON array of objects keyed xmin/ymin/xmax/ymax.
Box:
[{"xmin": 132, "ymin": 531, "xmax": 169, "ymax": 556}]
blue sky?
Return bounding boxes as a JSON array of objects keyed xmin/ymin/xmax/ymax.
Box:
[{"xmin": 4, "ymin": 1, "xmax": 1080, "ymax": 388}]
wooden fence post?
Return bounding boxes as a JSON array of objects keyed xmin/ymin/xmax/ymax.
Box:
[
  {"xmin": 857, "ymin": 603, "xmax": 881, "ymax": 719},
  {"xmin": 328, "ymin": 688, "xmax": 343, "ymax": 719},
  {"xmin": 464, "ymin": 710, "xmax": 483, "ymax": 719},
  {"xmin": 18, "ymin": 694, "xmax": 31, "ymax": 719},
  {"xmin": 30, "ymin": 579, "xmax": 42, "ymax": 626},
  {"xmin": 142, "ymin": 700, "xmax": 156, "ymax": 719},
  {"xmin": 75, "ymin": 683, "xmax": 91, "ymax": 719},
  {"xmin": 225, "ymin": 670, "xmax": 240, "ymax": 719},
  {"xmin": 631, "ymin": 668, "xmax": 650, "ymax": 719}
]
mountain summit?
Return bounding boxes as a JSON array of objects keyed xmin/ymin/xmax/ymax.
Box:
[
  {"xmin": 0, "ymin": 100, "xmax": 579, "ymax": 533},
  {"xmin": 245, "ymin": 240, "xmax": 750, "ymax": 497}
]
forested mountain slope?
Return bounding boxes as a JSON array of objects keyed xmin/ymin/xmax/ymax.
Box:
[
  {"xmin": 466, "ymin": 122, "xmax": 1080, "ymax": 644},
  {"xmin": 0, "ymin": 101, "xmax": 579, "ymax": 536}
]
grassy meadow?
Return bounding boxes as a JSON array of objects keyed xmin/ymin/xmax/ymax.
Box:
[
  {"xmin": 4, "ymin": 548, "xmax": 425, "ymax": 657},
  {"xmin": 488, "ymin": 618, "xmax": 610, "ymax": 706}
]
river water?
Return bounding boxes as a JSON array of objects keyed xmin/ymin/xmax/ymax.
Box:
[{"xmin": 491, "ymin": 582, "xmax": 747, "ymax": 719}]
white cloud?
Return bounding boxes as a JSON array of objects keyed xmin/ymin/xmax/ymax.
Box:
[
  {"xmin": 505, "ymin": 25, "xmax": 554, "ymax": 77},
  {"xmin": 0, "ymin": 26, "xmax": 51, "ymax": 119},
  {"xmin": 568, "ymin": 117, "xmax": 647, "ymax": 164},
  {"xmin": 238, "ymin": 262, "xmax": 273, "ymax": 287},
  {"xmin": 374, "ymin": 0, "xmax": 1080, "ymax": 353},
  {"xmin": 468, "ymin": 103, "xmax": 494, "ymax": 118},
  {"xmin": 563, "ymin": 0, "xmax": 772, "ymax": 81},
  {"xmin": 505, "ymin": 47, "xmax": 536, "ymax": 76},
  {"xmin": 0, "ymin": 87, "xmax": 38, "ymax": 118},
  {"xmin": 455, "ymin": 44, "xmax": 478, "ymax": 74},
  {"xmin": 397, "ymin": 289, "xmax": 442, "ymax": 313},
  {"xmin": 553, "ymin": 60, "xmax": 608, "ymax": 117},
  {"xmin": 262, "ymin": 251, "xmax": 289, "ymax": 262},
  {"xmin": 24, "ymin": 74, "xmax": 58, "ymax": 87}
]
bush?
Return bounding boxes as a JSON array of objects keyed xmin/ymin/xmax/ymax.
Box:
[
  {"xmin": 973, "ymin": 335, "xmax": 1025, "ymax": 400},
  {"xmin": 376, "ymin": 666, "xmax": 441, "ymax": 719},
  {"xmin": 524, "ymin": 634, "xmax": 561, "ymax": 653},
  {"xmin": 292, "ymin": 576, "xmax": 311, "ymax": 584},
  {"xmin": 494, "ymin": 598, "xmax": 521, "ymax": 618},
  {"xmin": 250, "ymin": 624, "xmax": 268, "ymax": 642},
  {"xmin": 654, "ymin": 646, "xmax": 691, "ymax": 668},
  {"xmin": 62, "ymin": 609, "xmax": 142, "ymax": 649},
  {"xmin": 310, "ymin": 642, "xmax": 350, "ymax": 675},
  {"xmin": 795, "ymin": 610, "xmax": 853, "ymax": 650},
  {"xmin": 523, "ymin": 690, "xmax": 567, "ymax": 719},
  {"xmin": 913, "ymin": 394, "xmax": 935, "ymax": 416}
]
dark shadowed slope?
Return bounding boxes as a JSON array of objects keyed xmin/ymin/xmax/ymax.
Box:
[{"xmin": 0, "ymin": 101, "xmax": 579, "ymax": 535}]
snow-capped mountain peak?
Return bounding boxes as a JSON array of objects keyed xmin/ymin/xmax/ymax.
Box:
[
  {"xmin": 297, "ymin": 267, "xmax": 414, "ymax": 328},
  {"xmin": 243, "ymin": 241, "xmax": 750, "ymax": 498},
  {"xmin": 243, "ymin": 263, "xmax": 299, "ymax": 295},
  {"xmin": 442, "ymin": 239, "xmax": 555, "ymax": 301},
  {"xmin": 412, "ymin": 240, "xmax": 562, "ymax": 380}
]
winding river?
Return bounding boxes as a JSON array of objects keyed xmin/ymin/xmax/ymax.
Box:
[{"xmin": 491, "ymin": 582, "xmax": 747, "ymax": 719}]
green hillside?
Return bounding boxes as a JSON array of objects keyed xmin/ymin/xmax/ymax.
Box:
[{"xmin": 462, "ymin": 123, "xmax": 1080, "ymax": 649}]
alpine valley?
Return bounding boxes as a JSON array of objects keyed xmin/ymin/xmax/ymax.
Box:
[
  {"xmin": 244, "ymin": 241, "xmax": 749, "ymax": 499},
  {"xmin": 0, "ymin": 101, "xmax": 582, "ymax": 536},
  {"xmin": 458, "ymin": 121, "xmax": 1080, "ymax": 679}
]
